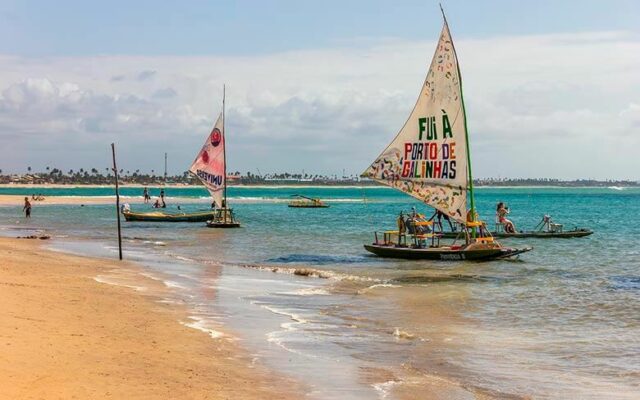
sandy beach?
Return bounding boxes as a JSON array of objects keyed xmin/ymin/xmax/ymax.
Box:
[{"xmin": 0, "ymin": 238, "xmax": 302, "ymax": 399}]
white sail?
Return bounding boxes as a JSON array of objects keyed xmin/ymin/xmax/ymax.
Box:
[
  {"xmin": 362, "ymin": 21, "xmax": 469, "ymax": 223},
  {"xmin": 190, "ymin": 113, "xmax": 225, "ymax": 207}
]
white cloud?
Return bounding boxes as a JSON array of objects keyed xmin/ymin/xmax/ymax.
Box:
[{"xmin": 0, "ymin": 30, "xmax": 639, "ymax": 179}]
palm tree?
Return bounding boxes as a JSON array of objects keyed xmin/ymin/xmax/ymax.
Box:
[{"xmin": 27, "ymin": 166, "xmax": 32, "ymax": 173}]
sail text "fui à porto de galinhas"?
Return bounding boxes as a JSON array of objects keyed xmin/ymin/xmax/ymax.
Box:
[{"xmin": 401, "ymin": 111, "xmax": 457, "ymax": 180}]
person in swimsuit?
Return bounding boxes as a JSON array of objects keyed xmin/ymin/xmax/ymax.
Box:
[
  {"xmin": 23, "ymin": 197, "xmax": 32, "ymax": 218},
  {"xmin": 497, "ymin": 202, "xmax": 516, "ymax": 233}
]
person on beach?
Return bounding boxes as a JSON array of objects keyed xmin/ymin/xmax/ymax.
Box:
[
  {"xmin": 497, "ymin": 202, "xmax": 516, "ymax": 233},
  {"xmin": 143, "ymin": 187, "xmax": 150, "ymax": 203},
  {"xmin": 23, "ymin": 197, "xmax": 32, "ymax": 218},
  {"xmin": 160, "ymin": 188, "xmax": 165, "ymax": 201},
  {"xmin": 153, "ymin": 199, "xmax": 161, "ymax": 208}
]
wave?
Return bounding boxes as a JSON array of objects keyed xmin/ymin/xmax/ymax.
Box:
[
  {"xmin": 93, "ymin": 275, "xmax": 148, "ymax": 292},
  {"xmin": 265, "ymin": 253, "xmax": 371, "ymax": 265},
  {"xmin": 181, "ymin": 316, "xmax": 224, "ymax": 339}
]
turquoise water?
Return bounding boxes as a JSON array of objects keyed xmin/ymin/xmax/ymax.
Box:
[{"xmin": 1, "ymin": 186, "xmax": 639, "ymax": 399}]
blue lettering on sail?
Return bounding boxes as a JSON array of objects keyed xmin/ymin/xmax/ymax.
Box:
[{"xmin": 196, "ymin": 170, "xmax": 223, "ymax": 186}]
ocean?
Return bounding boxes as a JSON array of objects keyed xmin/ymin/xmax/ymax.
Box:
[{"xmin": 1, "ymin": 185, "xmax": 638, "ymax": 399}]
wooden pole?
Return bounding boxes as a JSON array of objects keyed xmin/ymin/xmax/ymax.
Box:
[
  {"xmin": 111, "ymin": 143, "xmax": 123, "ymax": 260},
  {"xmin": 222, "ymin": 84, "xmax": 227, "ymax": 223}
]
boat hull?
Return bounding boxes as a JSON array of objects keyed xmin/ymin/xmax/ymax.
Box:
[
  {"xmin": 439, "ymin": 229, "xmax": 593, "ymax": 239},
  {"xmin": 206, "ymin": 221, "xmax": 241, "ymax": 228},
  {"xmin": 364, "ymin": 244, "xmax": 531, "ymax": 261},
  {"xmin": 122, "ymin": 210, "xmax": 215, "ymax": 222}
]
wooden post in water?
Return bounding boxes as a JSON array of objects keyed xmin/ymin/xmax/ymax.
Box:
[{"xmin": 111, "ymin": 143, "xmax": 123, "ymax": 260}]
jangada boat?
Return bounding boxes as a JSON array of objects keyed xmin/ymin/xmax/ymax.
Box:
[
  {"xmin": 439, "ymin": 215, "xmax": 593, "ymax": 239},
  {"xmin": 189, "ymin": 86, "xmax": 240, "ymax": 228},
  {"xmin": 122, "ymin": 209, "xmax": 215, "ymax": 222},
  {"xmin": 361, "ymin": 8, "xmax": 531, "ymax": 261},
  {"xmin": 288, "ymin": 194, "xmax": 329, "ymax": 208}
]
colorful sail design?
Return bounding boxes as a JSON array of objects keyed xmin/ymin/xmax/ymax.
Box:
[
  {"xmin": 190, "ymin": 112, "xmax": 225, "ymax": 206},
  {"xmin": 362, "ymin": 21, "xmax": 469, "ymax": 223}
]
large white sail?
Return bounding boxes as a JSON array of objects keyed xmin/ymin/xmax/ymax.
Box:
[
  {"xmin": 190, "ymin": 113, "xmax": 225, "ymax": 206},
  {"xmin": 362, "ymin": 21, "xmax": 469, "ymax": 223}
]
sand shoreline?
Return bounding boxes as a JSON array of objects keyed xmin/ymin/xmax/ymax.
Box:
[{"xmin": 0, "ymin": 237, "xmax": 303, "ymax": 399}]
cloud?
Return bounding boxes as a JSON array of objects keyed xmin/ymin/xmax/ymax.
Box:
[
  {"xmin": 152, "ymin": 87, "xmax": 178, "ymax": 99},
  {"xmin": 0, "ymin": 30, "xmax": 638, "ymax": 179},
  {"xmin": 136, "ymin": 69, "xmax": 156, "ymax": 81}
]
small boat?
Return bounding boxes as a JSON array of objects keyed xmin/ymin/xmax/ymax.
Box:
[
  {"xmin": 288, "ymin": 194, "xmax": 329, "ymax": 208},
  {"xmin": 360, "ymin": 8, "xmax": 531, "ymax": 261},
  {"xmin": 122, "ymin": 209, "xmax": 215, "ymax": 222},
  {"xmin": 189, "ymin": 86, "xmax": 241, "ymax": 228},
  {"xmin": 440, "ymin": 215, "xmax": 593, "ymax": 239}
]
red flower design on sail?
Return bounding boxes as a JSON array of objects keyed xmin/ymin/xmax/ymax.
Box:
[
  {"xmin": 201, "ymin": 150, "xmax": 209, "ymax": 163},
  {"xmin": 210, "ymin": 128, "xmax": 222, "ymax": 147}
]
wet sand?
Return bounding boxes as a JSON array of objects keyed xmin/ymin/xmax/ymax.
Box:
[{"xmin": 0, "ymin": 238, "xmax": 302, "ymax": 399}]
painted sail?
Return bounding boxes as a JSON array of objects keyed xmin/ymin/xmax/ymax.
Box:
[
  {"xmin": 362, "ymin": 20, "xmax": 469, "ymax": 223},
  {"xmin": 190, "ymin": 112, "xmax": 225, "ymax": 206}
]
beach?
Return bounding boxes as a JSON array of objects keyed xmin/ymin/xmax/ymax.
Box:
[
  {"xmin": 0, "ymin": 237, "xmax": 302, "ymax": 399},
  {"xmin": 0, "ymin": 185, "xmax": 638, "ymax": 399}
]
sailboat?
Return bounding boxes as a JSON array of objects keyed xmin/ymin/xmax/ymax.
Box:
[
  {"xmin": 288, "ymin": 194, "xmax": 329, "ymax": 208},
  {"xmin": 190, "ymin": 86, "xmax": 240, "ymax": 228},
  {"xmin": 361, "ymin": 9, "xmax": 531, "ymax": 261}
]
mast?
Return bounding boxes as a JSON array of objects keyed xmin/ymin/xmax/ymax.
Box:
[
  {"xmin": 164, "ymin": 152, "xmax": 167, "ymax": 182},
  {"xmin": 440, "ymin": 5, "xmax": 476, "ymax": 224},
  {"xmin": 223, "ymin": 84, "xmax": 227, "ymax": 208}
]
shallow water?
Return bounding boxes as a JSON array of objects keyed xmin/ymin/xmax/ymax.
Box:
[{"xmin": 2, "ymin": 186, "xmax": 639, "ymax": 399}]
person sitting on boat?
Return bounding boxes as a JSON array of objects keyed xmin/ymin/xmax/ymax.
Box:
[
  {"xmin": 497, "ymin": 202, "xmax": 516, "ymax": 233},
  {"xmin": 211, "ymin": 200, "xmax": 218, "ymax": 209}
]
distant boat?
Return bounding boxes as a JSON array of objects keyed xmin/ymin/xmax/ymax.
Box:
[
  {"xmin": 122, "ymin": 209, "xmax": 215, "ymax": 222},
  {"xmin": 288, "ymin": 194, "xmax": 329, "ymax": 208},
  {"xmin": 189, "ymin": 85, "xmax": 240, "ymax": 228},
  {"xmin": 361, "ymin": 8, "xmax": 531, "ymax": 261}
]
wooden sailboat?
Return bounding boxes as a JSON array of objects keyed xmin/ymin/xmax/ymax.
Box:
[
  {"xmin": 288, "ymin": 194, "xmax": 329, "ymax": 208},
  {"xmin": 190, "ymin": 86, "xmax": 240, "ymax": 228},
  {"xmin": 361, "ymin": 8, "xmax": 531, "ymax": 261}
]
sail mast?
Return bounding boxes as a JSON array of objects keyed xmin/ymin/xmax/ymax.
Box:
[
  {"xmin": 440, "ymin": 5, "xmax": 475, "ymax": 223},
  {"xmin": 222, "ymin": 84, "xmax": 227, "ymax": 209}
]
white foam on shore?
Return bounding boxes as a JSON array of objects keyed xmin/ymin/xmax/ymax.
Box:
[
  {"xmin": 372, "ymin": 380, "xmax": 399, "ymax": 399},
  {"xmin": 93, "ymin": 275, "xmax": 147, "ymax": 292},
  {"xmin": 164, "ymin": 280, "xmax": 188, "ymax": 290},
  {"xmin": 181, "ymin": 316, "xmax": 224, "ymax": 339},
  {"xmin": 358, "ymin": 283, "xmax": 402, "ymax": 294}
]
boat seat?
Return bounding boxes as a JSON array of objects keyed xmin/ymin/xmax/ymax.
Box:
[
  {"xmin": 475, "ymin": 237, "xmax": 494, "ymax": 243},
  {"xmin": 494, "ymin": 215, "xmax": 505, "ymax": 233},
  {"xmin": 414, "ymin": 233, "xmax": 438, "ymax": 239},
  {"xmin": 413, "ymin": 221, "xmax": 433, "ymax": 226},
  {"xmin": 465, "ymin": 221, "xmax": 484, "ymax": 228}
]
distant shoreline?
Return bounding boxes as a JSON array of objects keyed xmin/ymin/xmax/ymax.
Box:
[{"xmin": 0, "ymin": 183, "xmax": 638, "ymax": 189}]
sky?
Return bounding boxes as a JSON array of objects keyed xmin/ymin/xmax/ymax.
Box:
[{"xmin": 0, "ymin": 0, "xmax": 639, "ymax": 179}]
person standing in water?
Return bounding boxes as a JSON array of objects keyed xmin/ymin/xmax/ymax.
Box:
[
  {"xmin": 23, "ymin": 197, "xmax": 32, "ymax": 218},
  {"xmin": 143, "ymin": 187, "xmax": 150, "ymax": 203},
  {"xmin": 159, "ymin": 188, "xmax": 166, "ymax": 207}
]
